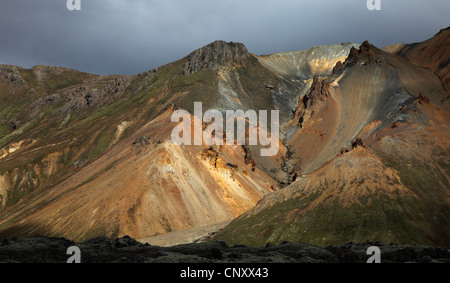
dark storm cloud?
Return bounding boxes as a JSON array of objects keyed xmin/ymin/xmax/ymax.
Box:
[{"xmin": 0, "ymin": 0, "xmax": 449, "ymax": 75}]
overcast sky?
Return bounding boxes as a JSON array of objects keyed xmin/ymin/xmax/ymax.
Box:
[{"xmin": 1, "ymin": 0, "xmax": 449, "ymax": 75}]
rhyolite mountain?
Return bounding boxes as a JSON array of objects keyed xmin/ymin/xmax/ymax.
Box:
[
  {"xmin": 216, "ymin": 30, "xmax": 450, "ymax": 247},
  {"xmin": 0, "ymin": 28, "xmax": 449, "ymax": 247}
]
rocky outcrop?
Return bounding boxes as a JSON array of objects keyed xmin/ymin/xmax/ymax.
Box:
[
  {"xmin": 303, "ymin": 76, "xmax": 330, "ymax": 107},
  {"xmin": 132, "ymin": 135, "xmax": 152, "ymax": 148},
  {"xmin": 0, "ymin": 65, "xmax": 27, "ymax": 87},
  {"xmin": 332, "ymin": 60, "xmax": 344, "ymax": 74},
  {"xmin": 26, "ymin": 76, "xmax": 131, "ymax": 118},
  {"xmin": 344, "ymin": 41, "xmax": 377, "ymax": 66},
  {"xmin": 183, "ymin": 41, "xmax": 250, "ymax": 75},
  {"xmin": 417, "ymin": 93, "xmax": 430, "ymax": 104},
  {"xmin": 294, "ymin": 76, "xmax": 330, "ymax": 127},
  {"xmin": 351, "ymin": 138, "xmax": 364, "ymax": 149},
  {"xmin": 199, "ymin": 146, "xmax": 234, "ymax": 172},
  {"xmin": 332, "ymin": 40, "xmax": 385, "ymax": 75}
]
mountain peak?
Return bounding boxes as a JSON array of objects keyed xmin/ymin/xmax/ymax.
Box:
[
  {"xmin": 338, "ymin": 40, "xmax": 378, "ymax": 68},
  {"xmin": 183, "ymin": 40, "xmax": 250, "ymax": 75}
]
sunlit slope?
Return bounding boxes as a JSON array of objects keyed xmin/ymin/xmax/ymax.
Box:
[
  {"xmin": 0, "ymin": 41, "xmax": 283, "ymax": 241},
  {"xmin": 0, "ymin": 109, "xmax": 276, "ymax": 241}
]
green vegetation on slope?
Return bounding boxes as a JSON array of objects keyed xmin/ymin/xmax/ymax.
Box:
[
  {"xmin": 20, "ymin": 68, "xmax": 96, "ymax": 93},
  {"xmin": 216, "ymin": 187, "xmax": 432, "ymax": 247},
  {"xmin": 216, "ymin": 145, "xmax": 450, "ymax": 248},
  {"xmin": 0, "ymin": 59, "xmax": 188, "ymax": 213},
  {"xmin": 87, "ymin": 128, "xmax": 115, "ymax": 160},
  {"xmin": 0, "ymin": 125, "xmax": 7, "ymax": 139},
  {"xmin": 237, "ymin": 55, "xmax": 278, "ymax": 111},
  {"xmin": 172, "ymin": 69, "xmax": 218, "ymax": 112},
  {"xmin": 378, "ymin": 153, "xmax": 450, "ymax": 245}
]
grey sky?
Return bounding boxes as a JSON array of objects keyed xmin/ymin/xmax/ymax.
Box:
[{"xmin": 1, "ymin": 0, "xmax": 449, "ymax": 75}]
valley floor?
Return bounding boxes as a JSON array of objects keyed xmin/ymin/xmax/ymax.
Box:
[{"xmin": 138, "ymin": 221, "xmax": 231, "ymax": 247}]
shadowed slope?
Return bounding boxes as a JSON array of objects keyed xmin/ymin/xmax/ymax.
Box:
[{"xmin": 398, "ymin": 27, "xmax": 450, "ymax": 98}]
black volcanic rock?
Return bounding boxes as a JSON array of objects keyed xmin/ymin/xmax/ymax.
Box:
[
  {"xmin": 183, "ymin": 40, "xmax": 250, "ymax": 75},
  {"xmin": 0, "ymin": 236, "xmax": 449, "ymax": 263}
]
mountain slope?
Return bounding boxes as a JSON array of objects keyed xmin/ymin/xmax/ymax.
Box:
[
  {"xmin": 1, "ymin": 32, "xmax": 449, "ymax": 247},
  {"xmin": 0, "ymin": 42, "xmax": 284, "ymax": 241},
  {"xmin": 0, "ymin": 109, "xmax": 277, "ymax": 240},
  {"xmin": 215, "ymin": 38, "xmax": 450, "ymax": 247},
  {"xmin": 398, "ymin": 27, "xmax": 450, "ymax": 98}
]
